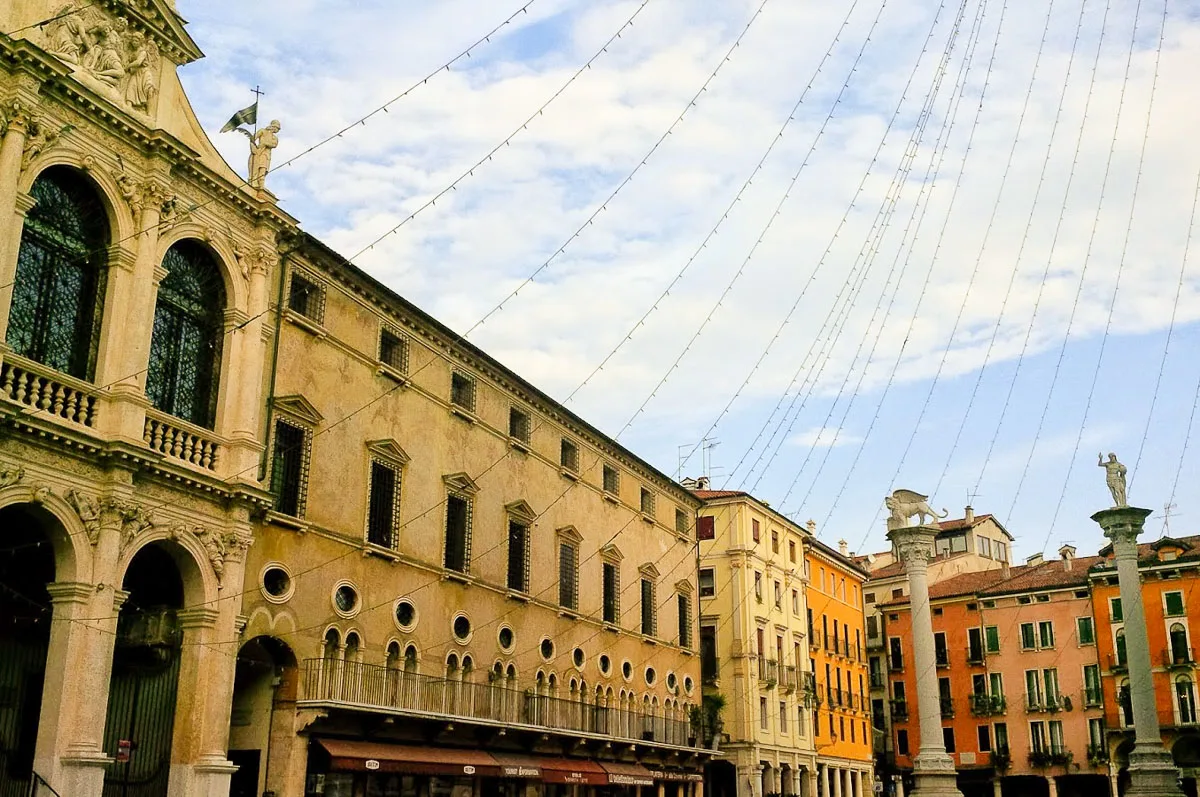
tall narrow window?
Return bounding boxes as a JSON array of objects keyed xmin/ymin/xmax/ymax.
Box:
[
  {"xmin": 379, "ymin": 327, "xmax": 408, "ymax": 373},
  {"xmin": 1084, "ymin": 664, "xmax": 1102, "ymax": 706},
  {"xmin": 1110, "ymin": 597, "xmax": 1123, "ymax": 622},
  {"xmin": 699, "ymin": 568, "xmax": 715, "ymax": 598},
  {"xmin": 1020, "ymin": 623, "xmax": 1036, "ymax": 650},
  {"xmin": 701, "ymin": 625, "xmax": 718, "ymax": 681},
  {"xmin": 641, "ymin": 578, "xmax": 656, "ymax": 636},
  {"xmin": 678, "ymin": 593, "xmax": 692, "ymax": 648},
  {"xmin": 507, "ymin": 521, "xmax": 529, "ymax": 592},
  {"xmin": 603, "ymin": 465, "xmax": 620, "ymax": 494},
  {"xmin": 1177, "ymin": 677, "xmax": 1196, "ymax": 724},
  {"xmin": 288, "ymin": 272, "xmax": 324, "ymax": 321},
  {"xmin": 1116, "ymin": 628, "xmax": 1128, "ymax": 666},
  {"xmin": 271, "ymin": 418, "xmax": 310, "ymax": 517},
  {"xmin": 603, "ymin": 561, "xmax": 620, "ymax": 622},
  {"xmin": 560, "ymin": 438, "xmax": 579, "ymax": 472},
  {"xmin": 1038, "ymin": 621, "xmax": 1055, "ymax": 648},
  {"xmin": 9, "ymin": 167, "xmax": 109, "ymax": 380},
  {"xmin": 366, "ymin": 459, "xmax": 400, "ymax": 548},
  {"xmin": 444, "ymin": 493, "xmax": 471, "ymax": 572},
  {"xmin": 1077, "ymin": 617, "xmax": 1095, "ymax": 645},
  {"xmin": 985, "ymin": 625, "xmax": 1000, "ymax": 653},
  {"xmin": 559, "ymin": 540, "xmax": 579, "ymax": 610}
]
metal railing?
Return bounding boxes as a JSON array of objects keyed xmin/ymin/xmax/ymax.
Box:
[
  {"xmin": 966, "ymin": 646, "xmax": 985, "ymax": 665},
  {"xmin": 300, "ymin": 659, "xmax": 702, "ymax": 748},
  {"xmin": 939, "ymin": 697, "xmax": 954, "ymax": 718},
  {"xmin": 1025, "ymin": 693, "xmax": 1064, "ymax": 713},
  {"xmin": 1163, "ymin": 647, "xmax": 1195, "ymax": 668},
  {"xmin": 1108, "ymin": 654, "xmax": 1128, "ymax": 673},
  {"xmin": 759, "ymin": 659, "xmax": 779, "ymax": 684},
  {"xmin": 934, "ymin": 649, "xmax": 950, "ymax": 668},
  {"xmin": 890, "ymin": 699, "xmax": 908, "ymax": 720},
  {"xmin": 869, "ymin": 671, "xmax": 886, "ymax": 689},
  {"xmin": 969, "ymin": 693, "xmax": 1005, "ymax": 716}
]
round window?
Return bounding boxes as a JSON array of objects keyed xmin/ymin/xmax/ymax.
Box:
[
  {"xmin": 332, "ymin": 582, "xmax": 359, "ymax": 617},
  {"xmin": 573, "ymin": 647, "xmax": 585, "ymax": 668},
  {"xmin": 684, "ymin": 676, "xmax": 694, "ymax": 695},
  {"xmin": 622, "ymin": 660, "xmax": 633, "ymax": 681},
  {"xmin": 260, "ymin": 564, "xmax": 293, "ymax": 603},
  {"xmin": 540, "ymin": 638, "xmax": 555, "ymax": 661},
  {"xmin": 498, "ymin": 626, "xmax": 515, "ymax": 652},
  {"xmin": 394, "ymin": 599, "xmax": 416, "ymax": 630},
  {"xmin": 645, "ymin": 667, "xmax": 656, "ymax": 686},
  {"xmin": 453, "ymin": 614, "xmax": 472, "ymax": 643},
  {"xmin": 599, "ymin": 654, "xmax": 612, "ymax": 675},
  {"xmin": 666, "ymin": 672, "xmax": 677, "ymax": 691}
]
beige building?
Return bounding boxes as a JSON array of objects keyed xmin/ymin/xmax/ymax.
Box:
[
  {"xmin": 0, "ymin": 2, "xmax": 713, "ymax": 796},
  {"xmin": 688, "ymin": 485, "xmax": 819, "ymax": 797}
]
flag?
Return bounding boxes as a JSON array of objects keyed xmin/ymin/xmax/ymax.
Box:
[{"xmin": 220, "ymin": 101, "xmax": 258, "ymax": 133}]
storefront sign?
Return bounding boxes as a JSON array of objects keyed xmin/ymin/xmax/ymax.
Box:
[
  {"xmin": 649, "ymin": 771, "xmax": 703, "ymax": 782},
  {"xmin": 364, "ymin": 760, "xmax": 380, "ymax": 771},
  {"xmin": 608, "ymin": 774, "xmax": 655, "ymax": 787},
  {"xmin": 499, "ymin": 766, "xmax": 542, "ymax": 779},
  {"xmin": 463, "ymin": 766, "xmax": 476, "ymax": 775}
]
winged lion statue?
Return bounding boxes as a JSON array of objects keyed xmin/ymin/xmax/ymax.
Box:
[{"xmin": 884, "ymin": 489, "xmax": 948, "ymax": 530}]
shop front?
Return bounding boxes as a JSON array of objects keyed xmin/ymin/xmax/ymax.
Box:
[{"xmin": 306, "ymin": 740, "xmax": 676, "ymax": 797}]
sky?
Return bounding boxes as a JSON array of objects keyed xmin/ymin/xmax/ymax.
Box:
[{"xmin": 175, "ymin": 0, "xmax": 1200, "ymax": 561}]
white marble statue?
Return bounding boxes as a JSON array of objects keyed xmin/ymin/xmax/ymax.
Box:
[
  {"xmin": 884, "ymin": 489, "xmax": 948, "ymax": 530},
  {"xmin": 1098, "ymin": 452, "xmax": 1128, "ymax": 507},
  {"xmin": 245, "ymin": 120, "xmax": 280, "ymax": 189}
]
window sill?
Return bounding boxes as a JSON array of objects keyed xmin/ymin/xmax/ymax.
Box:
[
  {"xmin": 284, "ymin": 308, "xmax": 327, "ymax": 337},
  {"xmin": 558, "ymin": 609, "xmax": 581, "ymax": 621},
  {"xmin": 559, "ymin": 468, "xmax": 579, "ymax": 482},
  {"xmin": 376, "ymin": 363, "xmax": 409, "ymax": 385},
  {"xmin": 509, "ymin": 439, "xmax": 530, "ymax": 454},
  {"xmin": 449, "ymin": 406, "xmax": 477, "ymax": 424},
  {"xmin": 603, "ymin": 624, "xmax": 621, "ymax": 634},
  {"xmin": 642, "ymin": 637, "xmax": 658, "ymax": 646},
  {"xmin": 505, "ymin": 590, "xmax": 530, "ymax": 603},
  {"xmin": 641, "ymin": 513, "xmax": 656, "ymax": 525},
  {"xmin": 267, "ymin": 511, "xmax": 308, "ymax": 532},
  {"xmin": 603, "ymin": 492, "xmax": 620, "ymax": 505},
  {"xmin": 443, "ymin": 570, "xmax": 471, "ymax": 585},
  {"xmin": 363, "ymin": 543, "xmax": 400, "ymax": 562}
]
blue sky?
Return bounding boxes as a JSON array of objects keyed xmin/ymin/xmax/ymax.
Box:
[{"xmin": 175, "ymin": 0, "xmax": 1200, "ymax": 559}]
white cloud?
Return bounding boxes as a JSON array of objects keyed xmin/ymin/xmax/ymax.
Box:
[{"xmin": 788, "ymin": 427, "xmax": 864, "ymax": 450}]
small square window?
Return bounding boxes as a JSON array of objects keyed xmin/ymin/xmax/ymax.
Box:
[
  {"xmin": 379, "ymin": 327, "xmax": 409, "ymax": 373},
  {"xmin": 508, "ymin": 407, "xmax": 531, "ymax": 442},
  {"xmin": 450, "ymin": 371, "xmax": 476, "ymax": 412},
  {"xmin": 675, "ymin": 508, "xmax": 688, "ymax": 534},
  {"xmin": 288, "ymin": 272, "xmax": 325, "ymax": 322},
  {"xmin": 640, "ymin": 487, "xmax": 656, "ymax": 516},
  {"xmin": 1036, "ymin": 594, "xmax": 1050, "ymax": 603},
  {"xmin": 1018, "ymin": 595, "xmax": 1032, "ymax": 605},
  {"xmin": 603, "ymin": 464, "xmax": 620, "ymax": 494},
  {"xmin": 560, "ymin": 439, "xmax": 579, "ymax": 472},
  {"xmin": 699, "ymin": 568, "xmax": 715, "ymax": 598}
]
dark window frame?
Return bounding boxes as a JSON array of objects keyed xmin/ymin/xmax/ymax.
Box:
[
  {"xmin": 366, "ymin": 458, "xmax": 402, "ymax": 549},
  {"xmin": 271, "ymin": 417, "xmax": 311, "ymax": 518},
  {"xmin": 444, "ymin": 492, "xmax": 472, "ymax": 572}
]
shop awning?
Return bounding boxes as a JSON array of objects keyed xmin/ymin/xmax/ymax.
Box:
[
  {"xmin": 490, "ymin": 753, "xmax": 545, "ymax": 779},
  {"xmin": 537, "ymin": 757, "xmax": 608, "ymax": 785},
  {"xmin": 317, "ymin": 740, "xmax": 500, "ymax": 776},
  {"xmin": 601, "ymin": 762, "xmax": 656, "ymax": 787}
]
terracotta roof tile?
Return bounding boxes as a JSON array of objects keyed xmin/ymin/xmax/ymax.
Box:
[
  {"xmin": 692, "ymin": 490, "xmax": 749, "ymax": 499},
  {"xmin": 978, "ymin": 556, "xmax": 1104, "ymax": 595},
  {"xmin": 878, "ymin": 565, "xmax": 1029, "ymax": 607}
]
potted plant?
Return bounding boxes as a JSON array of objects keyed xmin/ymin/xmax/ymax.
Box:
[
  {"xmin": 703, "ymin": 693, "xmax": 727, "ymax": 750},
  {"xmin": 1028, "ymin": 750, "xmax": 1051, "ymax": 768},
  {"xmin": 688, "ymin": 705, "xmax": 703, "ymax": 747}
]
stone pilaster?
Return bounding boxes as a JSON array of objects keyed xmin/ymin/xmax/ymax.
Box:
[
  {"xmin": 1091, "ymin": 506, "xmax": 1184, "ymax": 797},
  {"xmin": 887, "ymin": 523, "xmax": 963, "ymax": 797},
  {"xmin": 0, "ymin": 101, "xmax": 31, "ymax": 342}
]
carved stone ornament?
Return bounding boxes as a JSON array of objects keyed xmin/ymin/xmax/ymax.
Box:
[
  {"xmin": 65, "ymin": 488, "xmax": 102, "ymax": 545},
  {"xmin": 20, "ymin": 117, "xmax": 65, "ymax": 173},
  {"xmin": 890, "ymin": 531, "xmax": 936, "ymax": 567},
  {"xmin": 0, "ymin": 100, "xmax": 31, "ymax": 138},
  {"xmin": 0, "ymin": 465, "xmax": 26, "ymax": 489},
  {"xmin": 234, "ymin": 243, "xmax": 277, "ymax": 279},
  {"xmin": 173, "ymin": 524, "xmax": 252, "ymax": 588},
  {"xmin": 39, "ymin": 4, "xmax": 161, "ymax": 114},
  {"xmin": 111, "ymin": 498, "xmax": 154, "ymax": 552},
  {"xmin": 884, "ymin": 489, "xmax": 948, "ymax": 531}
]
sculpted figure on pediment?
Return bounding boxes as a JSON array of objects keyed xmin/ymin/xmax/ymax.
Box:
[{"xmin": 40, "ymin": 5, "xmax": 160, "ymax": 114}]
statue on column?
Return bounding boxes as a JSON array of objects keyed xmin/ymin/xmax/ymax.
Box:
[
  {"xmin": 1098, "ymin": 452, "xmax": 1128, "ymax": 507},
  {"xmin": 884, "ymin": 489, "xmax": 948, "ymax": 530},
  {"xmin": 246, "ymin": 120, "xmax": 281, "ymax": 190}
]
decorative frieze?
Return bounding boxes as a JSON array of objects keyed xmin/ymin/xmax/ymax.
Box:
[
  {"xmin": 63, "ymin": 490, "xmax": 153, "ymax": 548},
  {"xmin": 170, "ymin": 523, "xmax": 252, "ymax": 589}
]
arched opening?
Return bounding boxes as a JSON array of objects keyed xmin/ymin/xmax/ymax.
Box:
[
  {"xmin": 103, "ymin": 543, "xmax": 185, "ymax": 797},
  {"xmin": 1173, "ymin": 736, "xmax": 1200, "ymax": 797},
  {"xmin": 1171, "ymin": 623, "xmax": 1190, "ymax": 664},
  {"xmin": 8, "ymin": 166, "xmax": 110, "ymax": 381},
  {"xmin": 1115, "ymin": 628, "xmax": 1128, "ymax": 667},
  {"xmin": 146, "ymin": 240, "xmax": 227, "ymax": 429},
  {"xmin": 228, "ymin": 636, "xmax": 297, "ymax": 797},
  {"xmin": 1178, "ymin": 676, "xmax": 1197, "ymax": 724},
  {"xmin": 0, "ymin": 505, "xmax": 56, "ymax": 794}
]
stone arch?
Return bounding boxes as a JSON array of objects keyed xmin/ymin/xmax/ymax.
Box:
[
  {"xmin": 114, "ymin": 529, "xmax": 218, "ymax": 611},
  {"xmin": 0, "ymin": 489, "xmax": 86, "ymax": 584},
  {"xmin": 155, "ymin": 227, "xmax": 249, "ymax": 316},
  {"xmin": 18, "ymin": 157, "xmax": 135, "ymax": 243},
  {"xmin": 229, "ymin": 636, "xmax": 299, "ymax": 797}
]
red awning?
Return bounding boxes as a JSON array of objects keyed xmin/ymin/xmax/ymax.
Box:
[
  {"xmin": 317, "ymin": 740, "xmax": 500, "ymax": 776},
  {"xmin": 490, "ymin": 754, "xmax": 544, "ymax": 779},
  {"xmin": 538, "ymin": 757, "xmax": 608, "ymax": 785},
  {"xmin": 600, "ymin": 762, "xmax": 656, "ymax": 787}
]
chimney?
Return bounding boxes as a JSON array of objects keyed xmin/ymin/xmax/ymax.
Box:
[
  {"xmin": 964, "ymin": 505, "xmax": 974, "ymax": 524},
  {"xmin": 1001, "ymin": 560, "xmax": 1010, "ymax": 579},
  {"xmin": 839, "ymin": 539, "xmax": 849, "ymax": 557},
  {"xmin": 697, "ymin": 476, "xmax": 710, "ymax": 490},
  {"xmin": 680, "ymin": 477, "xmax": 698, "ymax": 490},
  {"xmin": 1059, "ymin": 544, "xmax": 1076, "ymax": 571},
  {"xmin": 1025, "ymin": 552, "xmax": 1044, "ymax": 566}
]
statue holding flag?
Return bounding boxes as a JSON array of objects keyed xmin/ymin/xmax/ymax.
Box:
[{"xmin": 220, "ymin": 95, "xmax": 280, "ymax": 190}]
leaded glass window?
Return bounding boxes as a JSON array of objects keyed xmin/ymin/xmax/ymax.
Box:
[
  {"xmin": 8, "ymin": 167, "xmax": 109, "ymax": 379},
  {"xmin": 146, "ymin": 241, "xmax": 225, "ymax": 428}
]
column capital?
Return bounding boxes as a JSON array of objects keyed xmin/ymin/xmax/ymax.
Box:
[
  {"xmin": 46, "ymin": 581, "xmax": 94, "ymax": 605},
  {"xmin": 886, "ymin": 525, "xmax": 939, "ymax": 568},
  {"xmin": 178, "ymin": 606, "xmax": 220, "ymax": 629},
  {"xmin": 1091, "ymin": 506, "xmax": 1153, "ymax": 549}
]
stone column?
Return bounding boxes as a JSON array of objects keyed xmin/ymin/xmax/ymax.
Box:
[
  {"xmin": 887, "ymin": 521, "xmax": 963, "ymax": 797},
  {"xmin": 1046, "ymin": 776, "xmax": 1057, "ymax": 797},
  {"xmin": 658, "ymin": 781, "xmax": 667, "ymax": 797},
  {"xmin": 852, "ymin": 771, "xmax": 861, "ymax": 797},
  {"xmin": 832, "ymin": 768, "xmax": 842, "ymax": 797},
  {"xmin": 0, "ymin": 101, "xmax": 31, "ymax": 342},
  {"xmin": 893, "ymin": 775, "xmax": 905, "ymax": 797},
  {"xmin": 806, "ymin": 767, "xmax": 818, "ymax": 797},
  {"xmin": 1092, "ymin": 506, "xmax": 1184, "ymax": 797},
  {"xmin": 696, "ymin": 780, "xmax": 705, "ymax": 797},
  {"xmin": 991, "ymin": 779, "xmax": 1002, "ymax": 797},
  {"xmin": 820, "ymin": 765, "xmax": 830, "ymax": 797}
]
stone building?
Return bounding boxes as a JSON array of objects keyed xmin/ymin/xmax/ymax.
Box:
[
  {"xmin": 804, "ymin": 536, "xmax": 873, "ymax": 797},
  {"xmin": 0, "ymin": 2, "xmax": 714, "ymax": 796},
  {"xmin": 689, "ymin": 487, "xmax": 818, "ymax": 797}
]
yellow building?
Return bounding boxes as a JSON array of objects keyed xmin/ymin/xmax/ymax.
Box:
[
  {"xmin": 0, "ymin": 2, "xmax": 714, "ymax": 796},
  {"xmin": 689, "ymin": 484, "xmax": 818, "ymax": 797},
  {"xmin": 804, "ymin": 534, "xmax": 874, "ymax": 797}
]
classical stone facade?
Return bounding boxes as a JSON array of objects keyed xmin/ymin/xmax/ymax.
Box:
[{"xmin": 0, "ymin": 2, "xmax": 714, "ymax": 797}]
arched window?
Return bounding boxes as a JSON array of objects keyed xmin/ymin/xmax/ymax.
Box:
[
  {"xmin": 146, "ymin": 241, "xmax": 225, "ymax": 428},
  {"xmin": 1171, "ymin": 623, "xmax": 1190, "ymax": 664},
  {"xmin": 1115, "ymin": 628, "xmax": 1128, "ymax": 667},
  {"xmin": 1178, "ymin": 677, "xmax": 1197, "ymax": 724},
  {"xmin": 8, "ymin": 167, "xmax": 109, "ymax": 379}
]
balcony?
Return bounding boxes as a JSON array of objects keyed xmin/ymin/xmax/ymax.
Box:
[
  {"xmin": 781, "ymin": 665, "xmax": 800, "ymax": 693},
  {"xmin": 969, "ymin": 693, "xmax": 1006, "ymax": 716},
  {"xmin": 1086, "ymin": 744, "xmax": 1109, "ymax": 766},
  {"xmin": 1108, "ymin": 654, "xmax": 1128, "ymax": 673},
  {"xmin": 1025, "ymin": 694, "xmax": 1065, "ymax": 714},
  {"xmin": 935, "ymin": 650, "xmax": 950, "ymax": 669},
  {"xmin": 759, "ymin": 659, "xmax": 779, "ymax": 685},
  {"xmin": 1163, "ymin": 648, "xmax": 1196, "ymax": 669},
  {"xmin": 966, "ymin": 646, "xmax": 985, "ymax": 666},
  {"xmin": 300, "ymin": 659, "xmax": 707, "ymax": 750},
  {"xmin": 939, "ymin": 697, "xmax": 954, "ymax": 718},
  {"xmin": 888, "ymin": 656, "xmax": 904, "ymax": 673},
  {"xmin": 0, "ymin": 353, "xmax": 99, "ymax": 428},
  {"xmin": 890, "ymin": 699, "xmax": 908, "ymax": 721},
  {"xmin": 869, "ymin": 671, "xmax": 886, "ymax": 689},
  {"xmin": 1083, "ymin": 687, "xmax": 1103, "ymax": 709},
  {"xmin": 1029, "ymin": 747, "xmax": 1073, "ymax": 768}
]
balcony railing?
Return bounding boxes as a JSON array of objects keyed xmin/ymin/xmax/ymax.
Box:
[
  {"xmin": 888, "ymin": 656, "xmax": 904, "ymax": 673},
  {"xmin": 143, "ymin": 409, "xmax": 222, "ymax": 472},
  {"xmin": 300, "ymin": 659, "xmax": 704, "ymax": 748},
  {"xmin": 969, "ymin": 693, "xmax": 1006, "ymax": 716},
  {"xmin": 1025, "ymin": 693, "xmax": 1064, "ymax": 714},
  {"xmin": 890, "ymin": 699, "xmax": 908, "ymax": 721},
  {"xmin": 759, "ymin": 659, "xmax": 779, "ymax": 685},
  {"xmin": 966, "ymin": 647, "xmax": 985, "ymax": 666},
  {"xmin": 1086, "ymin": 744, "xmax": 1109, "ymax": 766},
  {"xmin": 1, "ymin": 354, "xmax": 98, "ymax": 428},
  {"xmin": 1083, "ymin": 687, "xmax": 1103, "ymax": 708},
  {"xmin": 939, "ymin": 697, "xmax": 954, "ymax": 718},
  {"xmin": 1029, "ymin": 747, "xmax": 1072, "ymax": 768},
  {"xmin": 935, "ymin": 650, "xmax": 950, "ymax": 669},
  {"xmin": 1108, "ymin": 654, "xmax": 1128, "ymax": 673},
  {"xmin": 869, "ymin": 671, "xmax": 886, "ymax": 689},
  {"xmin": 1164, "ymin": 648, "xmax": 1196, "ymax": 668}
]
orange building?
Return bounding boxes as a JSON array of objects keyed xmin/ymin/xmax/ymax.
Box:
[
  {"xmin": 805, "ymin": 536, "xmax": 874, "ymax": 795},
  {"xmin": 1091, "ymin": 534, "xmax": 1200, "ymax": 795}
]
